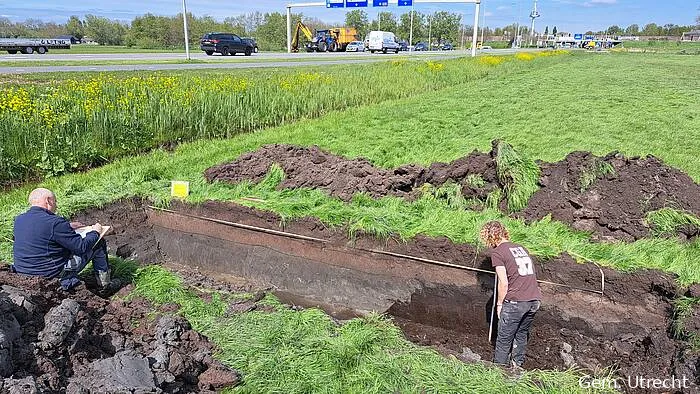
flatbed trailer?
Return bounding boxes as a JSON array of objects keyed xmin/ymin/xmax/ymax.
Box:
[{"xmin": 0, "ymin": 38, "xmax": 71, "ymax": 54}]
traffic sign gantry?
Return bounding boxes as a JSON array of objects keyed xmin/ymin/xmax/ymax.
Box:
[
  {"xmin": 373, "ymin": 0, "xmax": 389, "ymax": 6},
  {"xmin": 346, "ymin": 0, "xmax": 369, "ymax": 6},
  {"xmin": 574, "ymin": 33, "xmax": 583, "ymax": 40},
  {"xmin": 326, "ymin": 0, "xmax": 344, "ymax": 8},
  {"xmin": 398, "ymin": 0, "xmax": 413, "ymax": 5}
]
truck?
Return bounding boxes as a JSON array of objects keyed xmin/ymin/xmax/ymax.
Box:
[
  {"xmin": 291, "ymin": 22, "xmax": 358, "ymax": 53},
  {"xmin": 368, "ymin": 31, "xmax": 400, "ymax": 54},
  {"xmin": 0, "ymin": 38, "xmax": 71, "ymax": 54},
  {"xmin": 308, "ymin": 27, "xmax": 358, "ymax": 52}
]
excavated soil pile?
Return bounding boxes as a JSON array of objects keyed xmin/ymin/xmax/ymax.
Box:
[
  {"xmin": 205, "ymin": 144, "xmax": 700, "ymax": 241},
  {"xmin": 0, "ymin": 268, "xmax": 239, "ymax": 393},
  {"xmin": 523, "ymin": 151, "xmax": 700, "ymax": 242},
  {"xmin": 204, "ymin": 144, "xmax": 499, "ymax": 202}
]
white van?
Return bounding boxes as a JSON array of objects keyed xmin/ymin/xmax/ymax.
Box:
[{"xmin": 368, "ymin": 31, "xmax": 400, "ymax": 54}]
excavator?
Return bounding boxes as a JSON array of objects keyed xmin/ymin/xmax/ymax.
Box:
[
  {"xmin": 291, "ymin": 21, "xmax": 358, "ymax": 52},
  {"xmin": 291, "ymin": 21, "xmax": 314, "ymax": 52}
]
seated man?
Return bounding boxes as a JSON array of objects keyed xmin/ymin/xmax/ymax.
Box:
[{"xmin": 12, "ymin": 188, "xmax": 112, "ymax": 290}]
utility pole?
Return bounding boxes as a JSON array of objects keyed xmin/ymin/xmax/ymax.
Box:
[
  {"xmin": 409, "ymin": 3, "xmax": 414, "ymax": 46},
  {"xmin": 528, "ymin": 0, "xmax": 540, "ymax": 47},
  {"xmin": 460, "ymin": 13, "xmax": 465, "ymax": 50},
  {"xmin": 480, "ymin": 2, "xmax": 485, "ymax": 46},
  {"xmin": 428, "ymin": 14, "xmax": 432, "ymax": 49},
  {"xmin": 182, "ymin": 0, "xmax": 190, "ymax": 60}
]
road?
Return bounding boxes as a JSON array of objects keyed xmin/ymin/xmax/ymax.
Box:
[{"xmin": 0, "ymin": 48, "xmax": 532, "ymax": 74}]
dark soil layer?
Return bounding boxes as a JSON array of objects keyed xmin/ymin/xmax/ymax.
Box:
[
  {"xmin": 163, "ymin": 200, "xmax": 699, "ymax": 392},
  {"xmin": 0, "ymin": 270, "xmax": 239, "ymax": 392},
  {"xmin": 204, "ymin": 144, "xmax": 499, "ymax": 202},
  {"xmin": 523, "ymin": 152, "xmax": 700, "ymax": 242},
  {"xmin": 71, "ymin": 197, "xmax": 163, "ymax": 264},
  {"xmin": 205, "ymin": 144, "xmax": 700, "ymax": 242}
]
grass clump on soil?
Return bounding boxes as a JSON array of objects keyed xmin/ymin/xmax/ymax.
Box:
[
  {"xmin": 494, "ymin": 141, "xmax": 540, "ymax": 212},
  {"xmin": 579, "ymin": 159, "xmax": 615, "ymax": 192},
  {"xmin": 646, "ymin": 208, "xmax": 700, "ymax": 237},
  {"xmin": 672, "ymin": 296, "xmax": 700, "ymax": 349},
  {"xmin": 131, "ymin": 264, "xmax": 613, "ymax": 394}
]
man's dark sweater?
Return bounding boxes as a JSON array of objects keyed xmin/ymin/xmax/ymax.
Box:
[{"xmin": 13, "ymin": 206, "xmax": 99, "ymax": 278}]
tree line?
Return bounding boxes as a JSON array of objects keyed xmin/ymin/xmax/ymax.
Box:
[{"xmin": 0, "ymin": 11, "xmax": 698, "ymax": 51}]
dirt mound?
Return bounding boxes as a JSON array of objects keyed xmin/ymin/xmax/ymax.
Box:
[
  {"xmin": 205, "ymin": 144, "xmax": 700, "ymax": 242},
  {"xmin": 0, "ymin": 268, "xmax": 238, "ymax": 393},
  {"xmin": 204, "ymin": 144, "xmax": 498, "ymax": 202},
  {"xmin": 522, "ymin": 151, "xmax": 700, "ymax": 242}
]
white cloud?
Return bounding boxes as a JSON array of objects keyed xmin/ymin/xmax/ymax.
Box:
[
  {"xmin": 496, "ymin": 6, "xmax": 509, "ymax": 11},
  {"xmin": 484, "ymin": 11, "xmax": 494, "ymax": 17}
]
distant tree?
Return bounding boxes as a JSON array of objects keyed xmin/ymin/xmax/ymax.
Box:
[
  {"xmin": 345, "ymin": 9, "xmax": 369, "ymax": 39},
  {"xmin": 84, "ymin": 14, "xmax": 126, "ymax": 45},
  {"xmin": 606, "ymin": 25, "xmax": 622, "ymax": 35},
  {"xmin": 624, "ymin": 24, "xmax": 639, "ymax": 35},
  {"xmin": 256, "ymin": 12, "xmax": 302, "ymax": 51},
  {"xmin": 66, "ymin": 15, "xmax": 84, "ymax": 40},
  {"xmin": 427, "ymin": 11, "xmax": 460, "ymax": 44},
  {"xmin": 543, "ymin": 25, "xmax": 548, "ymax": 36},
  {"xmin": 371, "ymin": 12, "xmax": 397, "ymax": 33},
  {"xmin": 552, "ymin": 26, "xmax": 557, "ymax": 35},
  {"xmin": 397, "ymin": 11, "xmax": 425, "ymax": 43},
  {"xmin": 641, "ymin": 23, "xmax": 660, "ymax": 36}
]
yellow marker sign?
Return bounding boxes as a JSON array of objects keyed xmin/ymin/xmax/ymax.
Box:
[{"xmin": 171, "ymin": 181, "xmax": 190, "ymax": 199}]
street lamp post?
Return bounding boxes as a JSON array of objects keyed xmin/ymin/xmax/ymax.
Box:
[
  {"xmin": 409, "ymin": 3, "xmax": 414, "ymax": 46},
  {"xmin": 182, "ymin": 0, "xmax": 190, "ymax": 60}
]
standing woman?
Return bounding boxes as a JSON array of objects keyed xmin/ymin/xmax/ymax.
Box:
[{"xmin": 480, "ymin": 221, "xmax": 542, "ymax": 368}]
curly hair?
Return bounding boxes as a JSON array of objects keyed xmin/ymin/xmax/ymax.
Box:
[{"xmin": 479, "ymin": 221, "xmax": 510, "ymax": 248}]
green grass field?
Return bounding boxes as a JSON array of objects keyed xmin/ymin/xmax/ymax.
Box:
[
  {"xmin": 0, "ymin": 52, "xmax": 450, "ymax": 68},
  {"xmin": 621, "ymin": 40, "xmax": 700, "ymax": 53},
  {"xmin": 0, "ymin": 51, "xmax": 697, "ymax": 393},
  {"xmin": 48, "ymin": 45, "xmax": 185, "ymax": 54}
]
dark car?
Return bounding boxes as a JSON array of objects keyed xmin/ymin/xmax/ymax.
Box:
[
  {"xmin": 200, "ymin": 33, "xmax": 254, "ymax": 56},
  {"xmin": 414, "ymin": 42, "xmax": 429, "ymax": 51},
  {"xmin": 398, "ymin": 40, "xmax": 408, "ymax": 51},
  {"xmin": 440, "ymin": 42, "xmax": 454, "ymax": 50}
]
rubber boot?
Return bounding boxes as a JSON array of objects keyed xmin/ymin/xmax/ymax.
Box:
[{"xmin": 95, "ymin": 269, "xmax": 111, "ymax": 288}]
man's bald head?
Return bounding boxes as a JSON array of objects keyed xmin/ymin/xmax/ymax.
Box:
[{"xmin": 28, "ymin": 188, "xmax": 57, "ymax": 213}]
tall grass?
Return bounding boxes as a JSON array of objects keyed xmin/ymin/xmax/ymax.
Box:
[
  {"xmin": 131, "ymin": 264, "xmax": 615, "ymax": 394},
  {"xmin": 0, "ymin": 52, "xmax": 568, "ymax": 183},
  {"xmin": 494, "ymin": 141, "xmax": 540, "ymax": 212},
  {"xmin": 646, "ymin": 208, "xmax": 700, "ymax": 237}
]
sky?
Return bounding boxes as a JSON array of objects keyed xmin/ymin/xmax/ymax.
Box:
[{"xmin": 0, "ymin": 0, "xmax": 698, "ymax": 33}]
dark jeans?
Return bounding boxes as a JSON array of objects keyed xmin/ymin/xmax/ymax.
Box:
[
  {"xmin": 494, "ymin": 299, "xmax": 540, "ymax": 367},
  {"xmin": 59, "ymin": 239, "xmax": 110, "ymax": 290}
]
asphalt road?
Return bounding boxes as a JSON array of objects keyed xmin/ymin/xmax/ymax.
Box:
[{"xmin": 0, "ymin": 48, "xmax": 530, "ymax": 74}]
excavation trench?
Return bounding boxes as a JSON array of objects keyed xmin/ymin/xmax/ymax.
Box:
[{"xmin": 76, "ymin": 199, "xmax": 698, "ymax": 390}]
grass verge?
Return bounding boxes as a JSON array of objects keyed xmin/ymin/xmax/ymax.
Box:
[
  {"xmin": 0, "ymin": 54, "xmax": 452, "ymax": 68},
  {"xmin": 130, "ymin": 264, "xmax": 614, "ymax": 393}
]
